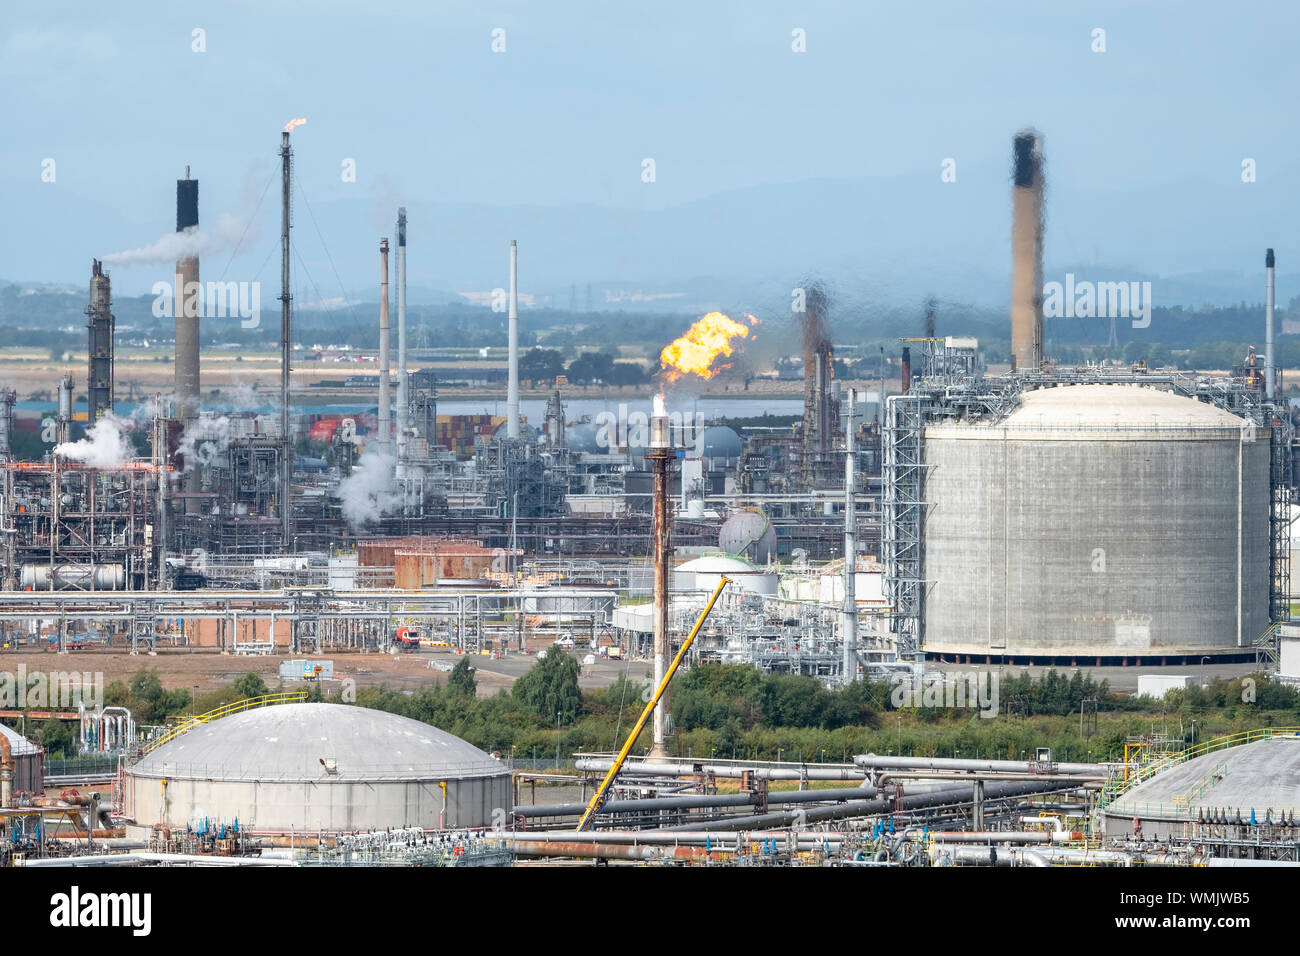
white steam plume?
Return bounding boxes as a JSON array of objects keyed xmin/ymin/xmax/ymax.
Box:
[
  {"xmin": 102, "ymin": 212, "xmax": 251, "ymax": 267},
  {"xmin": 54, "ymin": 413, "xmax": 134, "ymax": 468},
  {"xmin": 336, "ymin": 446, "xmax": 399, "ymax": 529}
]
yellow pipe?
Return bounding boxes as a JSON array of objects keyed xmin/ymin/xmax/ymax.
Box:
[{"xmin": 576, "ymin": 576, "xmax": 729, "ymax": 832}]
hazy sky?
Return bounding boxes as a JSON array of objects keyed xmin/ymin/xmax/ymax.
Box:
[{"xmin": 3, "ymin": 0, "xmax": 1297, "ymax": 299}]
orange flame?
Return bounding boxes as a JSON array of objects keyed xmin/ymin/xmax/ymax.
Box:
[
  {"xmin": 283, "ymin": 117, "xmax": 308, "ymax": 133},
  {"xmin": 659, "ymin": 312, "xmax": 754, "ymax": 383}
]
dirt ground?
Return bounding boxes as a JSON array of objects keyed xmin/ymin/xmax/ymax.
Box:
[{"xmin": 2, "ymin": 639, "xmax": 650, "ymax": 700}]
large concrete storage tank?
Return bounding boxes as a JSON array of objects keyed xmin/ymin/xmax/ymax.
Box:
[
  {"xmin": 923, "ymin": 384, "xmax": 1269, "ymax": 660},
  {"xmin": 125, "ymin": 703, "xmax": 510, "ymax": 831}
]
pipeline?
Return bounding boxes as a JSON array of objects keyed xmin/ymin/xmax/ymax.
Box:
[
  {"xmin": 509, "ymin": 840, "xmax": 730, "ymax": 862},
  {"xmin": 658, "ymin": 779, "xmax": 1079, "ymax": 833},
  {"xmin": 929, "ymin": 830, "xmax": 1085, "ymax": 844},
  {"xmin": 573, "ymin": 757, "xmax": 864, "ymax": 782},
  {"xmin": 516, "ymin": 784, "xmax": 874, "ymax": 819},
  {"xmin": 21, "ymin": 852, "xmax": 296, "ymax": 868},
  {"xmin": 854, "ymin": 753, "xmax": 1112, "ymax": 778},
  {"xmin": 496, "ymin": 829, "xmax": 849, "ymax": 847}
]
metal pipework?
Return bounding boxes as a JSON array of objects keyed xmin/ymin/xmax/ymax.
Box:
[
  {"xmin": 508, "ymin": 840, "xmax": 727, "ymax": 862},
  {"xmin": 379, "ymin": 237, "xmax": 391, "ymax": 454},
  {"xmin": 1265, "ymin": 248, "xmax": 1276, "ymax": 400},
  {"xmin": 577, "ymin": 576, "xmax": 729, "ymax": 830},
  {"xmin": 520, "ymin": 784, "xmax": 873, "ymax": 819},
  {"xmin": 854, "ymin": 754, "xmax": 1112, "ymax": 778},
  {"xmin": 573, "ymin": 757, "xmax": 865, "ymax": 781},
  {"xmin": 507, "ymin": 239, "xmax": 520, "ymax": 440},
  {"xmin": 396, "ymin": 209, "xmax": 409, "ymax": 459},
  {"xmin": 279, "ymin": 129, "xmax": 293, "ymax": 549},
  {"xmin": 657, "ymin": 779, "xmax": 1073, "ymax": 832}
]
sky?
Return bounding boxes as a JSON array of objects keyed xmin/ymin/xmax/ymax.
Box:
[{"xmin": 2, "ymin": 0, "xmax": 1297, "ymax": 307}]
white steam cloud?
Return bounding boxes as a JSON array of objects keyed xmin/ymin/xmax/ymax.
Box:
[
  {"xmin": 103, "ymin": 213, "xmax": 251, "ymax": 267},
  {"xmin": 54, "ymin": 413, "xmax": 134, "ymax": 468},
  {"xmin": 336, "ymin": 446, "xmax": 398, "ymax": 529}
]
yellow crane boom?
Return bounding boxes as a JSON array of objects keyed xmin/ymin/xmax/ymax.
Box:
[{"xmin": 575, "ymin": 576, "xmax": 730, "ymax": 832}]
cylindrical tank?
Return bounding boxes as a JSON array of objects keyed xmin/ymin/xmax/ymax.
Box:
[
  {"xmin": 125, "ymin": 703, "xmax": 511, "ymax": 831},
  {"xmin": 19, "ymin": 564, "xmax": 126, "ymax": 591},
  {"xmin": 0, "ymin": 725, "xmax": 43, "ymax": 796},
  {"xmin": 922, "ymin": 384, "xmax": 1269, "ymax": 658}
]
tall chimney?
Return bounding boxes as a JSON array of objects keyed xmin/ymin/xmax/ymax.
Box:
[
  {"xmin": 842, "ymin": 388, "xmax": 857, "ymax": 683},
  {"xmin": 1265, "ymin": 248, "xmax": 1276, "ymax": 400},
  {"xmin": 507, "ymin": 240, "xmax": 520, "ymax": 440},
  {"xmin": 1010, "ymin": 130, "xmax": 1044, "ymax": 372},
  {"xmin": 379, "ymin": 238, "xmax": 391, "ymax": 454},
  {"xmin": 279, "ymin": 131, "xmax": 293, "ymax": 548},
  {"xmin": 901, "ymin": 347, "xmax": 912, "ymax": 395},
  {"xmin": 86, "ymin": 259, "xmax": 115, "ymax": 424},
  {"xmin": 174, "ymin": 169, "xmax": 200, "ymax": 420},
  {"xmin": 647, "ymin": 393, "xmax": 674, "ymax": 759},
  {"xmin": 396, "ymin": 209, "xmax": 409, "ymax": 459}
]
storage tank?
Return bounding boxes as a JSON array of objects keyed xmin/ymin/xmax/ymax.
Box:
[
  {"xmin": 0, "ymin": 724, "xmax": 44, "ymax": 797},
  {"xmin": 125, "ymin": 702, "xmax": 511, "ymax": 831},
  {"xmin": 923, "ymin": 384, "xmax": 1269, "ymax": 659}
]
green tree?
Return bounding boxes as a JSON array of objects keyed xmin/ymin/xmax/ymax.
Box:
[
  {"xmin": 231, "ymin": 671, "xmax": 270, "ymax": 700},
  {"xmin": 519, "ymin": 348, "xmax": 565, "ymax": 383},
  {"xmin": 566, "ymin": 351, "xmax": 616, "ymax": 385},
  {"xmin": 447, "ymin": 658, "xmax": 478, "ymax": 697},
  {"xmin": 513, "ymin": 648, "xmax": 583, "ymax": 725}
]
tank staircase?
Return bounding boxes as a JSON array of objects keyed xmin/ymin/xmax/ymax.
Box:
[{"xmin": 138, "ymin": 692, "xmax": 308, "ymax": 756}]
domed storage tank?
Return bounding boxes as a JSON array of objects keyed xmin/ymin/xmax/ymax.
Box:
[
  {"xmin": 125, "ymin": 703, "xmax": 511, "ymax": 831},
  {"xmin": 1100, "ymin": 733, "xmax": 1300, "ymax": 840},
  {"xmin": 923, "ymin": 384, "xmax": 1270, "ymax": 659}
]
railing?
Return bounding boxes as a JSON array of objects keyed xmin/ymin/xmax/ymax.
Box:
[
  {"xmin": 139, "ymin": 692, "xmax": 308, "ymax": 755},
  {"xmin": 1095, "ymin": 727, "xmax": 1300, "ymax": 818},
  {"xmin": 1172, "ymin": 762, "xmax": 1226, "ymax": 806}
]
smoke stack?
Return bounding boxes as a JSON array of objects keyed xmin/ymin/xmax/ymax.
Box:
[
  {"xmin": 396, "ymin": 209, "xmax": 408, "ymax": 459},
  {"xmin": 379, "ymin": 238, "xmax": 391, "ymax": 453},
  {"xmin": 646, "ymin": 392, "xmax": 674, "ymax": 758},
  {"xmin": 842, "ymin": 388, "xmax": 857, "ymax": 683},
  {"xmin": 174, "ymin": 170, "xmax": 200, "ymax": 421},
  {"xmin": 279, "ymin": 130, "xmax": 293, "ymax": 548},
  {"xmin": 1010, "ymin": 130, "xmax": 1045, "ymax": 372},
  {"xmin": 1266, "ymin": 248, "xmax": 1276, "ymax": 400},
  {"xmin": 507, "ymin": 240, "xmax": 520, "ymax": 440},
  {"xmin": 57, "ymin": 374, "xmax": 74, "ymax": 446},
  {"xmin": 86, "ymin": 259, "xmax": 115, "ymax": 424},
  {"xmin": 901, "ymin": 347, "xmax": 911, "ymax": 395}
]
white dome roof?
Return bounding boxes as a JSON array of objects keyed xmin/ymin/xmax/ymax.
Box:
[{"xmin": 131, "ymin": 702, "xmax": 506, "ymax": 783}]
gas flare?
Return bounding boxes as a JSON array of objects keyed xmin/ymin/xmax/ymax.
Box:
[
  {"xmin": 659, "ymin": 312, "xmax": 755, "ymax": 383},
  {"xmin": 283, "ymin": 117, "xmax": 308, "ymax": 133}
]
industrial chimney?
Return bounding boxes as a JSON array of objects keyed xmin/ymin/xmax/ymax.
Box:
[
  {"xmin": 507, "ymin": 240, "xmax": 520, "ymax": 440},
  {"xmin": 379, "ymin": 237, "xmax": 391, "ymax": 454},
  {"xmin": 1010, "ymin": 130, "xmax": 1044, "ymax": 372},
  {"xmin": 1265, "ymin": 248, "xmax": 1276, "ymax": 401},
  {"xmin": 86, "ymin": 259, "xmax": 115, "ymax": 424},
  {"xmin": 174, "ymin": 168, "xmax": 200, "ymax": 421},
  {"xmin": 396, "ymin": 209, "xmax": 409, "ymax": 460}
]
